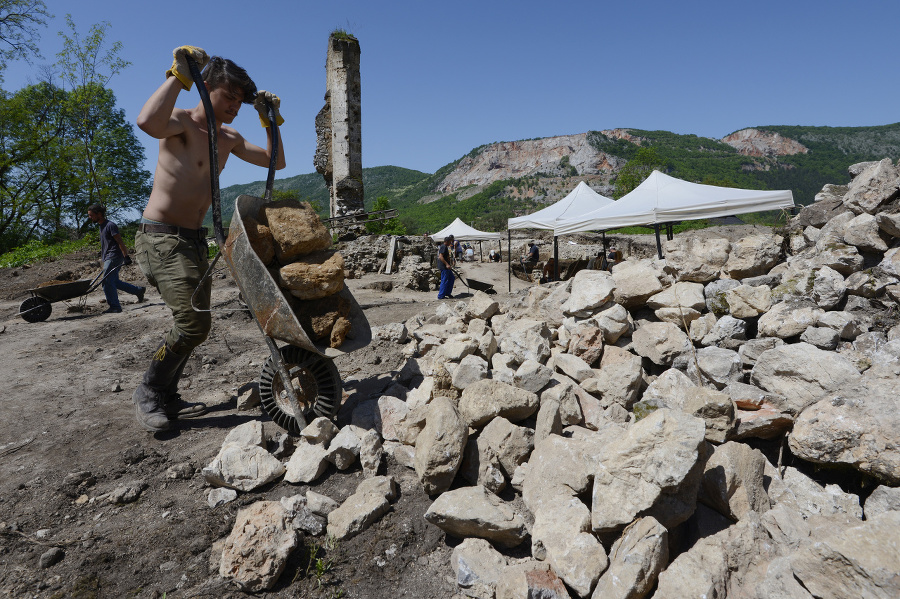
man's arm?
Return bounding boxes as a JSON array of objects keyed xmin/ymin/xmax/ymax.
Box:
[
  {"xmin": 231, "ymin": 125, "xmax": 286, "ymax": 170},
  {"xmin": 113, "ymin": 233, "xmax": 129, "ymax": 257},
  {"xmin": 136, "ymin": 76, "xmax": 186, "ymax": 139}
]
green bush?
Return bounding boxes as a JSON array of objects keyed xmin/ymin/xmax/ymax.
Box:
[{"xmin": 0, "ymin": 232, "xmax": 100, "ymax": 268}]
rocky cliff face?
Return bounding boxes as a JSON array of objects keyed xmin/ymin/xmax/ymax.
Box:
[
  {"xmin": 722, "ymin": 128, "xmax": 809, "ymax": 157},
  {"xmin": 435, "ymin": 133, "xmax": 625, "ymax": 193},
  {"xmin": 434, "ymin": 127, "xmax": 810, "ymax": 196}
]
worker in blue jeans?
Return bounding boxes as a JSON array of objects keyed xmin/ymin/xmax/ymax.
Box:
[
  {"xmin": 437, "ymin": 235, "xmax": 455, "ymax": 299},
  {"xmin": 88, "ymin": 203, "xmax": 145, "ymax": 313}
]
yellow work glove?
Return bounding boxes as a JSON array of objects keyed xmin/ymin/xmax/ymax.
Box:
[
  {"xmin": 254, "ymin": 91, "xmax": 285, "ymax": 127},
  {"xmin": 165, "ymin": 45, "xmax": 209, "ymax": 91}
]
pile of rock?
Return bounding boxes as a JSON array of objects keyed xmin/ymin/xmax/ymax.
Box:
[
  {"xmin": 243, "ymin": 199, "xmax": 351, "ymax": 348},
  {"xmin": 215, "ymin": 160, "xmax": 900, "ymax": 597},
  {"xmin": 362, "ymin": 159, "xmax": 898, "ymax": 597},
  {"xmin": 338, "ymin": 234, "xmax": 440, "ymax": 290}
]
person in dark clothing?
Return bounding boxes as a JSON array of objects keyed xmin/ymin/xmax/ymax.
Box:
[
  {"xmin": 87, "ymin": 204, "xmax": 145, "ymax": 313},
  {"xmin": 437, "ymin": 236, "xmax": 455, "ymax": 299},
  {"xmin": 520, "ymin": 241, "xmax": 539, "ymax": 271}
]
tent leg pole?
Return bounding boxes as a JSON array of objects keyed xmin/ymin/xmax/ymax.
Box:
[
  {"xmin": 553, "ymin": 236, "xmax": 559, "ymax": 282},
  {"xmin": 654, "ymin": 224, "xmax": 663, "ymax": 259},
  {"xmin": 507, "ymin": 231, "xmax": 511, "ymax": 293}
]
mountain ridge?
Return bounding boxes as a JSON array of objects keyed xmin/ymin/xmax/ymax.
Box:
[{"xmin": 212, "ymin": 123, "xmax": 900, "ymax": 232}]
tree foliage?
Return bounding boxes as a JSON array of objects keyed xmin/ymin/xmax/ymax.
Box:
[
  {"xmin": 365, "ymin": 196, "xmax": 406, "ymax": 235},
  {"xmin": 0, "ymin": 0, "xmax": 50, "ymax": 69},
  {"xmin": 0, "ymin": 16, "xmax": 151, "ymax": 253},
  {"xmin": 613, "ymin": 146, "xmax": 665, "ymax": 198}
]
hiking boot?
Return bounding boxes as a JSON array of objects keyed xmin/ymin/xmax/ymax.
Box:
[
  {"xmin": 133, "ymin": 385, "xmax": 171, "ymax": 432},
  {"xmin": 161, "ymin": 351, "xmax": 208, "ymax": 419},
  {"xmin": 136, "ymin": 287, "xmax": 146, "ymax": 302},
  {"xmin": 164, "ymin": 393, "xmax": 209, "ymax": 419},
  {"xmin": 132, "ymin": 342, "xmax": 186, "ymax": 432},
  {"xmin": 102, "ymin": 306, "xmax": 122, "ymax": 314}
]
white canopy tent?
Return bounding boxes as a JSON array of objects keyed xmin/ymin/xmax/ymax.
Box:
[
  {"xmin": 507, "ymin": 181, "xmax": 614, "ymax": 230},
  {"xmin": 430, "ymin": 217, "xmax": 502, "ymax": 241},
  {"xmin": 554, "ymin": 170, "xmax": 794, "ymax": 236},
  {"xmin": 505, "ymin": 181, "xmax": 615, "ymax": 288}
]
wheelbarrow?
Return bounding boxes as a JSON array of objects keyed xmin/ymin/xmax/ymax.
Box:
[
  {"xmin": 451, "ymin": 267, "xmax": 496, "ymax": 295},
  {"xmin": 187, "ymin": 56, "xmax": 370, "ymax": 435},
  {"xmin": 18, "ymin": 264, "xmax": 123, "ymax": 322}
]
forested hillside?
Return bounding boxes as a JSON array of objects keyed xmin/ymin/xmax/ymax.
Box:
[{"xmin": 215, "ymin": 123, "xmax": 900, "ymax": 233}]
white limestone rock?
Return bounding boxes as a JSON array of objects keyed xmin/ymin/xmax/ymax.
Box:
[
  {"xmin": 722, "ymin": 234, "xmax": 783, "ymax": 279},
  {"xmin": 750, "ymin": 342, "xmax": 862, "ymax": 414},
  {"xmin": 757, "ymin": 300, "xmax": 823, "ymax": 339},
  {"xmin": 414, "ymin": 397, "xmax": 468, "ymax": 495},
  {"xmin": 699, "ymin": 441, "xmax": 769, "ymax": 521},
  {"xmin": 631, "ymin": 321, "xmax": 691, "ymax": 366},
  {"xmin": 283, "ymin": 439, "xmax": 330, "ymax": 484},
  {"xmin": 562, "ymin": 269, "xmax": 615, "ymax": 317},
  {"xmin": 458, "ymin": 379, "xmax": 540, "ymax": 428},
  {"xmin": 203, "ymin": 445, "xmax": 286, "ymax": 492},
  {"xmin": 842, "ymin": 157, "xmax": 900, "ymax": 214},
  {"xmin": 326, "ymin": 491, "xmax": 390, "ymax": 540},
  {"xmin": 664, "ymin": 236, "xmax": 731, "ymax": 282},
  {"xmin": 592, "ymin": 409, "xmax": 706, "ymax": 534},
  {"xmin": 451, "ymin": 354, "xmax": 488, "ymax": 391},
  {"xmin": 424, "ymin": 485, "xmax": 528, "ymax": 548},
  {"xmin": 723, "ymin": 284, "xmax": 773, "ymax": 318},
  {"xmin": 612, "ymin": 259, "xmax": 667, "ymax": 308},
  {"xmin": 590, "ymin": 516, "xmax": 667, "ymax": 599},
  {"xmin": 220, "ymin": 501, "xmax": 297, "ymax": 592}
]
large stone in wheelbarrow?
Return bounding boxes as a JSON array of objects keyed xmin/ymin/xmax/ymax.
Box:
[
  {"xmin": 290, "ymin": 292, "xmax": 353, "ymax": 349},
  {"xmin": 243, "ymin": 215, "xmax": 275, "ymax": 265},
  {"xmin": 262, "ymin": 199, "xmax": 331, "ymax": 261},
  {"xmin": 278, "ymin": 251, "xmax": 345, "ymax": 300}
]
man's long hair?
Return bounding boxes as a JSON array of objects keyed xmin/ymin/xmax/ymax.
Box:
[{"xmin": 202, "ymin": 56, "xmax": 257, "ymax": 103}]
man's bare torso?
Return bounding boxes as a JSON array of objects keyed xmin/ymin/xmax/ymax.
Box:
[{"xmin": 143, "ymin": 107, "xmax": 240, "ymax": 230}]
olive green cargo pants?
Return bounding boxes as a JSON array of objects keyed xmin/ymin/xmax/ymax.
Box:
[{"xmin": 134, "ymin": 230, "xmax": 212, "ymax": 354}]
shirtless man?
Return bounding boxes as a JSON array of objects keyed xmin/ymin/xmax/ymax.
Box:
[{"xmin": 131, "ymin": 46, "xmax": 286, "ymax": 432}]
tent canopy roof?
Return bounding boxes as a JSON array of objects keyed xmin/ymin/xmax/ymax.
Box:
[
  {"xmin": 508, "ymin": 181, "xmax": 614, "ymax": 230},
  {"xmin": 430, "ymin": 217, "xmax": 502, "ymax": 241},
  {"xmin": 553, "ymin": 171, "xmax": 794, "ymax": 236}
]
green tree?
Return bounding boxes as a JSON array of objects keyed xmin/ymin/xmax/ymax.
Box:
[
  {"xmin": 0, "ymin": 0, "xmax": 50, "ymax": 69},
  {"xmin": 0, "ymin": 81, "xmax": 150, "ymax": 251},
  {"xmin": 55, "ymin": 15, "xmax": 130, "ymax": 206},
  {"xmin": 365, "ymin": 196, "xmax": 406, "ymax": 235},
  {"xmin": 613, "ymin": 146, "xmax": 665, "ymax": 198}
]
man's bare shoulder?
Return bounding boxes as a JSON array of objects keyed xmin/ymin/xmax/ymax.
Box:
[{"xmin": 219, "ymin": 124, "xmax": 243, "ymax": 141}]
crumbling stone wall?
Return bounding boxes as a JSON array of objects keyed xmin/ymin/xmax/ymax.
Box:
[{"xmin": 315, "ymin": 34, "xmax": 364, "ymax": 222}]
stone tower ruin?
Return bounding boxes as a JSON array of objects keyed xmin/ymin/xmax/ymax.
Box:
[{"xmin": 314, "ymin": 33, "xmax": 364, "ymax": 226}]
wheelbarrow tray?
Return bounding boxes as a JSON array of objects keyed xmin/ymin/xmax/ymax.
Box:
[
  {"xmin": 28, "ymin": 279, "xmax": 93, "ymax": 302},
  {"xmin": 454, "ymin": 270, "xmax": 496, "ymax": 294},
  {"xmin": 222, "ymin": 194, "xmax": 371, "ymax": 358}
]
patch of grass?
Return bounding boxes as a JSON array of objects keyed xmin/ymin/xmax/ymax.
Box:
[
  {"xmin": 0, "ymin": 233, "xmax": 100, "ymax": 268},
  {"xmin": 331, "ymin": 28, "xmax": 357, "ymax": 42}
]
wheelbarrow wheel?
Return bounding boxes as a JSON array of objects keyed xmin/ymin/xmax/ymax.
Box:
[
  {"xmin": 258, "ymin": 345, "xmax": 342, "ymax": 434},
  {"xmin": 20, "ymin": 296, "xmax": 52, "ymax": 323}
]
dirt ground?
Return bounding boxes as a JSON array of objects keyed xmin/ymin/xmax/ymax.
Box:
[{"xmin": 0, "ymin": 249, "xmax": 534, "ymax": 598}]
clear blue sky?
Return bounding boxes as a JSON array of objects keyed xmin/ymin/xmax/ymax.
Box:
[{"xmin": 4, "ymin": 0, "xmax": 899, "ymax": 189}]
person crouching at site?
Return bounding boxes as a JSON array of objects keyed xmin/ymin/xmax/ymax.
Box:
[
  {"xmin": 87, "ymin": 203, "xmax": 146, "ymax": 313},
  {"xmin": 437, "ymin": 236, "xmax": 455, "ymax": 299},
  {"xmin": 131, "ymin": 45, "xmax": 286, "ymax": 432}
]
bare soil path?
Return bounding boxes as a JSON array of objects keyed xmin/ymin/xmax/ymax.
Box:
[{"xmin": 0, "ymin": 251, "xmax": 532, "ymax": 598}]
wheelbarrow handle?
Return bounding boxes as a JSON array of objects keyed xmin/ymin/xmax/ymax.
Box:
[
  {"xmin": 86, "ymin": 262, "xmax": 123, "ymax": 294},
  {"xmin": 185, "ymin": 54, "xmax": 225, "ymax": 248},
  {"xmin": 263, "ymin": 100, "xmax": 279, "ymax": 202}
]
